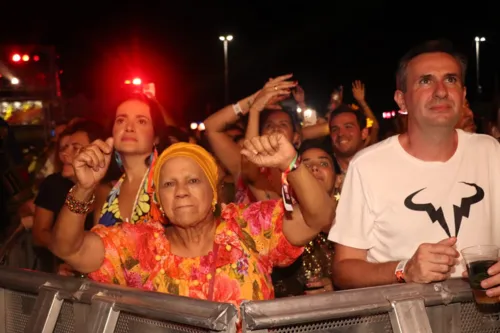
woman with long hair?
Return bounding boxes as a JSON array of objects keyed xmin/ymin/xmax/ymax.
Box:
[{"xmin": 52, "ymin": 94, "xmax": 171, "ymax": 231}]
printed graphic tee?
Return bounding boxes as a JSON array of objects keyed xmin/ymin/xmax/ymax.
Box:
[{"xmin": 329, "ymin": 130, "xmax": 500, "ymax": 277}]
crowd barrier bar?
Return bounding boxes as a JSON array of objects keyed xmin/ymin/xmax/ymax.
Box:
[
  {"xmin": 2, "ymin": 265, "xmax": 500, "ymax": 333},
  {"xmin": 241, "ymin": 278, "xmax": 500, "ymax": 333},
  {"xmin": 0, "ymin": 266, "xmax": 238, "ymax": 333}
]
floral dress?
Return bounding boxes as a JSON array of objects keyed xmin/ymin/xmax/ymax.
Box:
[{"xmin": 88, "ymin": 199, "xmax": 303, "ymax": 307}]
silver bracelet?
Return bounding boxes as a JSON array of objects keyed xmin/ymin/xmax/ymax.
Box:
[{"xmin": 232, "ymin": 103, "xmax": 243, "ymax": 116}]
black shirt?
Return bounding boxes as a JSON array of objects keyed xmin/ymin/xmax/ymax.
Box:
[
  {"xmin": 35, "ymin": 173, "xmax": 94, "ymax": 230},
  {"xmin": 34, "ymin": 173, "xmax": 94, "ymax": 272}
]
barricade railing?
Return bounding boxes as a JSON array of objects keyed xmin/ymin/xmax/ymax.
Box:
[
  {"xmin": 0, "ymin": 266, "xmax": 238, "ymax": 333},
  {"xmin": 2, "ymin": 266, "xmax": 500, "ymax": 333},
  {"xmin": 241, "ymin": 278, "xmax": 500, "ymax": 333}
]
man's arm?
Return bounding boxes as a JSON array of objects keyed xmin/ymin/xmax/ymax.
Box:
[
  {"xmin": 332, "ymin": 238, "xmax": 459, "ymax": 289},
  {"xmin": 332, "ymin": 244, "xmax": 398, "ymax": 289}
]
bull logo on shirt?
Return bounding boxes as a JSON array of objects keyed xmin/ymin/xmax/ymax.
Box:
[{"xmin": 404, "ymin": 182, "xmax": 484, "ymax": 237}]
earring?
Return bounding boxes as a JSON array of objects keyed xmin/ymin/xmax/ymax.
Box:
[
  {"xmin": 114, "ymin": 151, "xmax": 123, "ymax": 171},
  {"xmin": 159, "ymin": 207, "xmax": 166, "ymax": 218}
]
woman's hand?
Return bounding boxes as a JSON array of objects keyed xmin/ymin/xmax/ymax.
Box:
[
  {"xmin": 241, "ymin": 134, "xmax": 297, "ymax": 172},
  {"xmin": 304, "ymin": 277, "xmax": 334, "ymax": 295},
  {"xmin": 73, "ymin": 138, "xmax": 114, "ymax": 190},
  {"xmin": 249, "ymin": 74, "xmax": 297, "ymax": 113}
]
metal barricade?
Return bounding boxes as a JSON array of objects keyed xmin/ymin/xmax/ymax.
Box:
[
  {"xmin": 0, "ymin": 266, "xmax": 238, "ymax": 333},
  {"xmin": 241, "ymin": 279, "xmax": 500, "ymax": 333},
  {"xmin": 2, "ymin": 265, "xmax": 500, "ymax": 333}
]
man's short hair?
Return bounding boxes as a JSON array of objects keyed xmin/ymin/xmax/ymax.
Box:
[
  {"xmin": 329, "ymin": 104, "xmax": 367, "ymax": 130},
  {"xmin": 396, "ymin": 39, "xmax": 467, "ymax": 92}
]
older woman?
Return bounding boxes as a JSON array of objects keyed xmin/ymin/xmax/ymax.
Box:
[{"xmin": 50, "ymin": 134, "xmax": 334, "ymax": 306}]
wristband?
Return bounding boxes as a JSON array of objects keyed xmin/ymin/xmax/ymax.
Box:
[
  {"xmin": 395, "ymin": 259, "xmax": 408, "ymax": 283},
  {"xmin": 281, "ymin": 154, "xmax": 300, "ymax": 212},
  {"xmin": 232, "ymin": 103, "xmax": 243, "ymax": 116},
  {"xmin": 65, "ymin": 186, "xmax": 95, "ymax": 215}
]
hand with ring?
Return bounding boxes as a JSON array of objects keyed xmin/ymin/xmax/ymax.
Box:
[{"xmin": 249, "ymin": 74, "xmax": 297, "ymax": 113}]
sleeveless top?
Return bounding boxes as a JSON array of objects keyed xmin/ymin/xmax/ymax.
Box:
[{"xmin": 98, "ymin": 151, "xmax": 164, "ymax": 226}]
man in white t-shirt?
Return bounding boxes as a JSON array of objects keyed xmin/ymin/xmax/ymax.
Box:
[{"xmin": 329, "ymin": 40, "xmax": 500, "ymax": 296}]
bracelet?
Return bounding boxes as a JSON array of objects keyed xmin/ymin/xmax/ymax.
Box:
[
  {"xmin": 281, "ymin": 154, "xmax": 300, "ymax": 184},
  {"xmin": 281, "ymin": 154, "xmax": 300, "ymax": 212},
  {"xmin": 65, "ymin": 186, "xmax": 95, "ymax": 215},
  {"xmin": 232, "ymin": 103, "xmax": 243, "ymax": 116},
  {"xmin": 395, "ymin": 259, "xmax": 408, "ymax": 283}
]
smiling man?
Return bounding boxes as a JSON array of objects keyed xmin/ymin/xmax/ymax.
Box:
[
  {"xmin": 328, "ymin": 105, "xmax": 368, "ymax": 175},
  {"xmin": 329, "ymin": 40, "xmax": 500, "ymax": 291}
]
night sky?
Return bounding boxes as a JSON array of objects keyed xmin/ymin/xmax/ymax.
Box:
[{"xmin": 3, "ymin": 2, "xmax": 499, "ymax": 127}]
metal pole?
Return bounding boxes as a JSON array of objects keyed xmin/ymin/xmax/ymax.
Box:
[
  {"xmin": 223, "ymin": 40, "xmax": 229, "ymax": 105},
  {"xmin": 475, "ymin": 40, "xmax": 481, "ymax": 94}
]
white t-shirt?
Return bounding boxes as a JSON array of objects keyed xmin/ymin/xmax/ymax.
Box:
[{"xmin": 328, "ymin": 130, "xmax": 500, "ymax": 277}]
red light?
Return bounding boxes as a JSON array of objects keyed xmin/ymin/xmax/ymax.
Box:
[
  {"xmin": 124, "ymin": 80, "xmax": 131, "ymax": 85},
  {"xmin": 132, "ymin": 78, "xmax": 142, "ymax": 85},
  {"xmin": 22, "ymin": 54, "xmax": 29, "ymax": 62},
  {"xmin": 33, "ymin": 55, "xmax": 40, "ymax": 62},
  {"xmin": 12, "ymin": 54, "xmax": 21, "ymax": 62}
]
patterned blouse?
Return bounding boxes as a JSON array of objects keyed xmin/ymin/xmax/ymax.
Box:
[
  {"xmin": 99, "ymin": 151, "xmax": 163, "ymax": 226},
  {"xmin": 88, "ymin": 200, "xmax": 303, "ymax": 307}
]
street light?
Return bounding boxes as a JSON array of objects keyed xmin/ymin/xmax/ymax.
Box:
[
  {"xmin": 219, "ymin": 35, "xmax": 233, "ymax": 104},
  {"xmin": 475, "ymin": 36, "xmax": 486, "ymax": 94}
]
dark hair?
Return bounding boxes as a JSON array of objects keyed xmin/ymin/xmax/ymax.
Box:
[
  {"xmin": 396, "ymin": 39, "xmax": 467, "ymax": 92},
  {"xmin": 60, "ymin": 119, "xmax": 105, "ymax": 143},
  {"xmin": 329, "ymin": 104, "xmax": 367, "ymax": 130},
  {"xmin": 163, "ymin": 126, "xmax": 191, "ymax": 146},
  {"xmin": 259, "ymin": 109, "xmax": 300, "ymax": 134},
  {"xmin": 299, "ymin": 139, "xmax": 340, "ymax": 174},
  {"xmin": 299, "ymin": 139, "xmax": 333, "ymax": 157},
  {"xmin": 111, "ymin": 93, "xmax": 170, "ymax": 154}
]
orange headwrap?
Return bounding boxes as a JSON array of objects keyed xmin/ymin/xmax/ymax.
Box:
[{"xmin": 153, "ymin": 143, "xmax": 219, "ymax": 209}]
